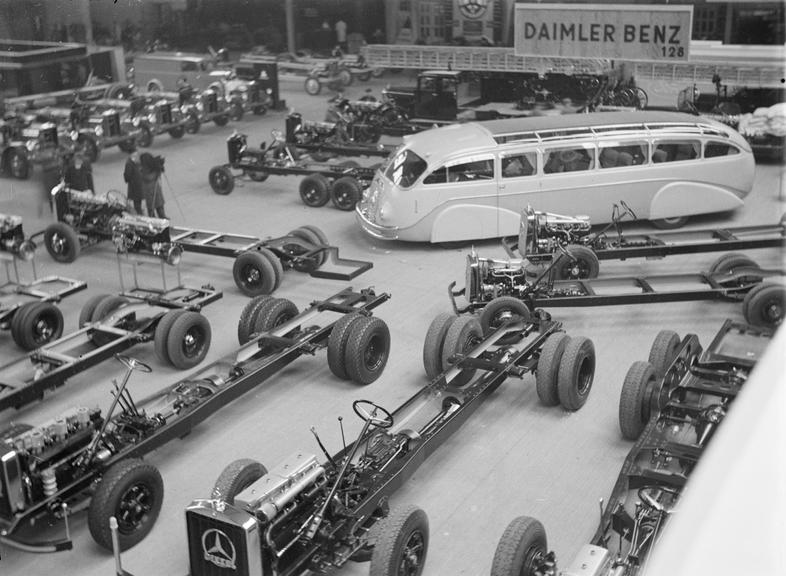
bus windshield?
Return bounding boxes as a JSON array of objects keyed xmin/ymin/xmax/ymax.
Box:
[{"xmin": 384, "ymin": 149, "xmax": 427, "ymax": 189}]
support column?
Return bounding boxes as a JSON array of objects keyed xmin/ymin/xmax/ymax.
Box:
[{"xmin": 286, "ymin": 0, "xmax": 296, "ymax": 53}]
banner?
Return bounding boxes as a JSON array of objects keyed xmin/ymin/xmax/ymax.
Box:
[{"xmin": 515, "ymin": 4, "xmax": 693, "ymax": 61}]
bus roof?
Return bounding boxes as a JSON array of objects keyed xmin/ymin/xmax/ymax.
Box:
[{"xmin": 404, "ymin": 111, "xmax": 736, "ymax": 156}]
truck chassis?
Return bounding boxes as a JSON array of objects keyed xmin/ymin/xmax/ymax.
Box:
[
  {"xmin": 451, "ymin": 251, "xmax": 785, "ymax": 331},
  {"xmin": 0, "ymin": 256, "xmax": 221, "ymax": 413},
  {"xmin": 0, "ymin": 286, "xmax": 390, "ymax": 554},
  {"xmin": 504, "ymin": 205, "xmax": 786, "ymax": 280},
  {"xmin": 491, "ymin": 319, "xmax": 772, "ymax": 576},
  {"xmin": 209, "ymin": 131, "xmax": 376, "ymax": 211},
  {"xmin": 175, "ymin": 308, "xmax": 596, "ymax": 576}
]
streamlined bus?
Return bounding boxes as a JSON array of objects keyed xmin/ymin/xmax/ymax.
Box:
[{"xmin": 355, "ymin": 111, "xmax": 755, "ymax": 243}]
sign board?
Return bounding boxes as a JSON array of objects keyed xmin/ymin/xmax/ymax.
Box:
[{"xmin": 515, "ymin": 4, "xmax": 693, "ymax": 62}]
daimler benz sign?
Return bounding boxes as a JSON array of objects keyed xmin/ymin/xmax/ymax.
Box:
[{"xmin": 515, "ymin": 3, "xmax": 692, "ymax": 61}]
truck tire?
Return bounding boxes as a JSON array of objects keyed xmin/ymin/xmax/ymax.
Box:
[
  {"xmin": 257, "ymin": 247, "xmax": 284, "ymax": 290},
  {"xmin": 647, "ymin": 330, "xmax": 680, "ymax": 378},
  {"xmin": 557, "ymin": 336, "xmax": 595, "ymax": 411},
  {"xmin": 441, "ymin": 316, "xmax": 482, "ymax": 387},
  {"xmin": 78, "ymin": 136, "xmax": 100, "ymax": 163},
  {"xmin": 213, "ymin": 114, "xmax": 230, "ymax": 127},
  {"xmin": 535, "ymin": 332, "xmax": 569, "ymax": 406},
  {"xmin": 299, "ymin": 174, "xmax": 331, "ymax": 207},
  {"xmin": 209, "ymin": 165, "xmax": 235, "ymax": 195},
  {"xmin": 166, "ymin": 311, "xmax": 211, "ymax": 369},
  {"xmin": 743, "ymin": 282, "xmax": 785, "ymax": 329},
  {"xmin": 168, "ymin": 125, "xmax": 185, "ymax": 139},
  {"xmin": 136, "ymin": 124, "xmax": 154, "ymax": 148},
  {"xmin": 330, "ymin": 176, "xmax": 362, "ymax": 211},
  {"xmin": 91, "ymin": 295, "xmax": 129, "ymax": 323},
  {"xmin": 252, "ymin": 297, "xmax": 299, "ymax": 334},
  {"xmin": 327, "ymin": 313, "xmax": 365, "ymax": 380},
  {"xmin": 304, "ymin": 77, "xmax": 321, "ymax": 96},
  {"xmin": 619, "ymin": 360, "xmax": 656, "ymax": 440},
  {"xmin": 247, "ymin": 169, "xmax": 270, "ymax": 182},
  {"xmin": 344, "ymin": 316, "xmax": 391, "ymax": 385},
  {"xmin": 708, "ymin": 252, "xmax": 759, "ymax": 276},
  {"xmin": 154, "ymin": 309, "xmax": 187, "ymax": 365},
  {"xmin": 90, "ymin": 295, "xmax": 130, "ymax": 347},
  {"xmin": 88, "ymin": 458, "xmax": 163, "ymax": 551},
  {"xmin": 552, "ymin": 245, "xmax": 600, "ymax": 280},
  {"xmin": 11, "ymin": 301, "xmax": 64, "ymax": 350},
  {"xmin": 79, "ymin": 293, "xmax": 111, "ymax": 327},
  {"xmin": 44, "ymin": 222, "xmax": 81, "ymax": 263},
  {"xmin": 289, "ymin": 225, "xmax": 328, "ymax": 269},
  {"xmin": 491, "ymin": 516, "xmax": 548, "ymax": 576},
  {"xmin": 479, "ymin": 296, "xmax": 531, "ymax": 336},
  {"xmin": 233, "ymin": 250, "xmax": 278, "ymax": 296},
  {"xmin": 370, "ymin": 505, "xmax": 429, "ymax": 576},
  {"xmin": 422, "ymin": 312, "xmax": 457, "ymax": 380},
  {"xmin": 237, "ymin": 296, "xmax": 272, "ymax": 344},
  {"xmin": 211, "ymin": 459, "xmax": 267, "ymax": 505}
]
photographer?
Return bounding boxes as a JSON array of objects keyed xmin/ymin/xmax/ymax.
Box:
[{"xmin": 139, "ymin": 152, "xmax": 167, "ymax": 219}]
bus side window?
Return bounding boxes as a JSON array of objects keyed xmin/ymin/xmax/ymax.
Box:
[
  {"xmin": 600, "ymin": 143, "xmax": 647, "ymax": 168},
  {"xmin": 705, "ymin": 141, "xmax": 741, "ymax": 158},
  {"xmin": 423, "ymin": 166, "xmax": 448, "ymax": 184},
  {"xmin": 545, "ymin": 147, "xmax": 593, "ymax": 173},
  {"xmin": 447, "ymin": 159, "xmax": 494, "ymax": 182},
  {"xmin": 502, "ymin": 152, "xmax": 535, "ymax": 178},
  {"xmin": 654, "ymin": 140, "xmax": 700, "ymax": 162}
]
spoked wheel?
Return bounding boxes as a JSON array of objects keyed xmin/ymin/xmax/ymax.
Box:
[
  {"xmin": 491, "ymin": 516, "xmax": 549, "ymax": 576},
  {"xmin": 209, "ymin": 165, "xmax": 235, "ymax": 195},
  {"xmin": 44, "ymin": 222, "xmax": 81, "ymax": 263},
  {"xmin": 552, "ymin": 245, "xmax": 600, "ymax": 280},
  {"xmin": 370, "ymin": 505, "xmax": 429, "ymax": 576}
]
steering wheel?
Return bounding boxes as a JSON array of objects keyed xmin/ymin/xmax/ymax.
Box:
[
  {"xmin": 115, "ymin": 354, "xmax": 153, "ymax": 373},
  {"xmin": 638, "ymin": 485, "xmax": 679, "ymax": 514},
  {"xmin": 619, "ymin": 200, "xmax": 638, "ymax": 221},
  {"xmin": 352, "ymin": 400, "xmax": 394, "ymax": 429}
]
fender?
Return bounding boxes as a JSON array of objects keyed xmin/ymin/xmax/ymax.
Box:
[
  {"xmin": 431, "ymin": 204, "xmax": 516, "ymax": 243},
  {"xmin": 649, "ymin": 182, "xmax": 744, "ymax": 220}
]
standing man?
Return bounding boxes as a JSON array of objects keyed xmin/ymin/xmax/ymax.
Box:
[
  {"xmin": 140, "ymin": 152, "xmax": 167, "ymax": 219},
  {"xmin": 335, "ymin": 19, "xmax": 348, "ymax": 52},
  {"xmin": 123, "ymin": 146, "xmax": 144, "ymax": 214},
  {"xmin": 63, "ymin": 153, "xmax": 94, "ymax": 193}
]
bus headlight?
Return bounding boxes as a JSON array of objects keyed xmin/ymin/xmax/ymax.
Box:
[
  {"xmin": 165, "ymin": 244, "xmax": 182, "ymax": 266},
  {"xmin": 148, "ymin": 113, "xmax": 157, "ymax": 124},
  {"xmin": 25, "ymin": 140, "xmax": 38, "ymax": 152},
  {"xmin": 95, "ymin": 125, "xmax": 104, "ymax": 137}
]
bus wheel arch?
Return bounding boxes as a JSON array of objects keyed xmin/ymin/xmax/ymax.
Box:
[{"xmin": 430, "ymin": 205, "xmax": 500, "ymax": 244}]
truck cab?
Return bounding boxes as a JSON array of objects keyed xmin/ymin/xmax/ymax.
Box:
[{"xmin": 382, "ymin": 70, "xmax": 464, "ymax": 121}]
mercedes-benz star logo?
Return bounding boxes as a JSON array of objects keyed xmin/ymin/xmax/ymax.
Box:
[
  {"xmin": 458, "ymin": 0, "xmax": 490, "ymax": 20},
  {"xmin": 202, "ymin": 528, "xmax": 237, "ymax": 570}
]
